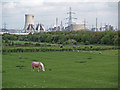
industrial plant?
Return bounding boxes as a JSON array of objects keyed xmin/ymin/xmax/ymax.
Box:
[
  {"xmin": 0, "ymin": 7, "xmax": 118, "ymax": 35},
  {"xmin": 65, "ymin": 7, "xmax": 86, "ymax": 31},
  {"xmin": 48, "ymin": 7, "xmax": 86, "ymax": 32},
  {"xmin": 23, "ymin": 7, "xmax": 86, "ymax": 33},
  {"xmin": 24, "ymin": 14, "xmax": 45, "ymax": 33}
]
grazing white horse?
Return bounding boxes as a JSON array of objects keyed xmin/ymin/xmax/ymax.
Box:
[{"xmin": 32, "ymin": 62, "xmax": 45, "ymax": 72}]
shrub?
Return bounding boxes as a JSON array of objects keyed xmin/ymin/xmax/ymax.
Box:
[{"xmin": 84, "ymin": 41, "xmax": 89, "ymax": 45}]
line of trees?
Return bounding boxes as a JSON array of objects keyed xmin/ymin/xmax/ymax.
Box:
[
  {"xmin": 2, "ymin": 30, "xmax": 119, "ymax": 45},
  {"xmin": 2, "ymin": 40, "xmax": 58, "ymax": 47}
]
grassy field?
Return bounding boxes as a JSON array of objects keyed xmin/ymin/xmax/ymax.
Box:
[{"xmin": 2, "ymin": 50, "xmax": 118, "ymax": 88}]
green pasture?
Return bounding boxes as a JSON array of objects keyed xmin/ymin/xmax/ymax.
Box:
[{"xmin": 2, "ymin": 50, "xmax": 118, "ymax": 88}]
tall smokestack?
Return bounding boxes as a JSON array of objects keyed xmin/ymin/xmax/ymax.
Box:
[
  {"xmin": 24, "ymin": 14, "xmax": 35, "ymax": 30},
  {"xmin": 56, "ymin": 17, "xmax": 58, "ymax": 30},
  {"xmin": 84, "ymin": 18, "xmax": 86, "ymax": 29},
  {"xmin": 96, "ymin": 17, "xmax": 98, "ymax": 31},
  {"xmin": 60, "ymin": 21, "xmax": 63, "ymax": 31}
]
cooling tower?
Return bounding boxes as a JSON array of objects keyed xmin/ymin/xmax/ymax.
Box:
[{"xmin": 24, "ymin": 14, "xmax": 35, "ymax": 30}]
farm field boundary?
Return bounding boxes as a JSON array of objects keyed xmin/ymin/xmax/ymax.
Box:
[{"xmin": 2, "ymin": 46, "xmax": 119, "ymax": 53}]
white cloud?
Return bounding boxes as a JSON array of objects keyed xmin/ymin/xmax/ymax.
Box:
[
  {"xmin": 18, "ymin": 0, "xmax": 44, "ymax": 8},
  {"xmin": 3, "ymin": 1, "xmax": 16, "ymax": 9}
]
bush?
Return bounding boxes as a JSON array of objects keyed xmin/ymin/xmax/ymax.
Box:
[
  {"xmin": 84, "ymin": 41, "xmax": 89, "ymax": 45},
  {"xmin": 65, "ymin": 39, "xmax": 77, "ymax": 45}
]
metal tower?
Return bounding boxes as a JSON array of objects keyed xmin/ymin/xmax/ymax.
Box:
[
  {"xmin": 83, "ymin": 18, "xmax": 87, "ymax": 29},
  {"xmin": 66, "ymin": 7, "xmax": 77, "ymax": 26},
  {"xmin": 56, "ymin": 17, "xmax": 58, "ymax": 30}
]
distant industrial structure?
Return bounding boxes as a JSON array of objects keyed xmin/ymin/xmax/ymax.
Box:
[
  {"xmin": 65, "ymin": 7, "xmax": 85, "ymax": 31},
  {"xmin": 69, "ymin": 24, "xmax": 85, "ymax": 31},
  {"xmin": 24, "ymin": 14, "xmax": 35, "ymax": 30},
  {"xmin": 23, "ymin": 8, "xmax": 119, "ymax": 33},
  {"xmin": 48, "ymin": 7, "xmax": 86, "ymax": 32},
  {"xmin": 90, "ymin": 17, "xmax": 117, "ymax": 31},
  {"xmin": 91, "ymin": 24, "xmax": 116, "ymax": 31},
  {"xmin": 24, "ymin": 14, "xmax": 45, "ymax": 33},
  {"xmin": 36, "ymin": 24, "xmax": 45, "ymax": 33},
  {"xmin": 0, "ymin": 7, "xmax": 118, "ymax": 35}
]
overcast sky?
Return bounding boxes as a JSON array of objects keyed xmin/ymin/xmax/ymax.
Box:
[{"xmin": 1, "ymin": 0, "xmax": 119, "ymax": 29}]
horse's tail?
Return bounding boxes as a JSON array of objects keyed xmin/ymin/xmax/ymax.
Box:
[
  {"xmin": 42, "ymin": 65, "xmax": 45, "ymax": 72},
  {"xmin": 40, "ymin": 62, "xmax": 45, "ymax": 71}
]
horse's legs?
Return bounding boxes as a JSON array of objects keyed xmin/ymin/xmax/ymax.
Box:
[
  {"xmin": 32, "ymin": 67, "xmax": 34, "ymax": 72},
  {"xmin": 32, "ymin": 63, "xmax": 34, "ymax": 72},
  {"xmin": 38, "ymin": 65, "xmax": 41, "ymax": 72},
  {"xmin": 38, "ymin": 68, "xmax": 39, "ymax": 72}
]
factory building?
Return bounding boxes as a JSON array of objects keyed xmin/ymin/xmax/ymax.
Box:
[
  {"xmin": 65, "ymin": 7, "xmax": 86, "ymax": 31},
  {"xmin": 65, "ymin": 24, "xmax": 85, "ymax": 31},
  {"xmin": 69, "ymin": 24, "xmax": 85, "ymax": 31},
  {"xmin": 104, "ymin": 25, "xmax": 114, "ymax": 31},
  {"xmin": 91, "ymin": 24, "xmax": 115, "ymax": 32}
]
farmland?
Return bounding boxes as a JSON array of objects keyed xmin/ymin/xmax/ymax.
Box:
[
  {"xmin": 2, "ymin": 31, "xmax": 119, "ymax": 88},
  {"xmin": 2, "ymin": 50, "xmax": 118, "ymax": 88}
]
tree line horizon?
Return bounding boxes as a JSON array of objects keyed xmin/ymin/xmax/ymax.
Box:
[{"xmin": 2, "ymin": 30, "xmax": 119, "ymax": 45}]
